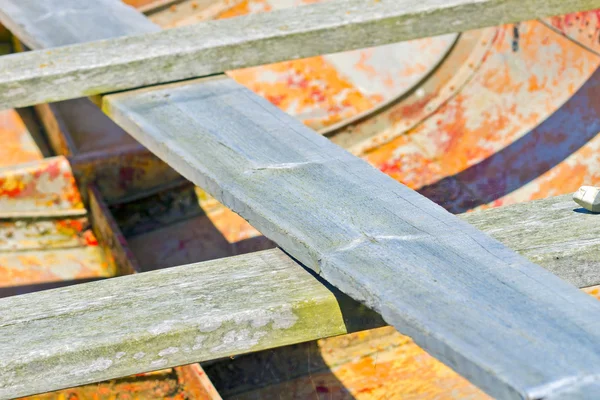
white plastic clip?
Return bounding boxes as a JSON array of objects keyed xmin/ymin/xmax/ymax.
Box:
[{"xmin": 573, "ymin": 186, "xmax": 600, "ymax": 213}]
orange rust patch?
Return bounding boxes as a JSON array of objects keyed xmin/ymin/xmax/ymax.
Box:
[
  {"xmin": 0, "ymin": 109, "xmax": 43, "ymax": 167},
  {"xmin": 0, "ymin": 157, "xmax": 84, "ymax": 213},
  {"xmin": 229, "ymin": 57, "xmax": 378, "ymax": 131}
]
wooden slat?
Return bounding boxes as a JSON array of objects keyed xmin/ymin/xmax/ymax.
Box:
[
  {"xmin": 0, "ymin": 249, "xmax": 382, "ymax": 400},
  {"xmin": 0, "ymin": 0, "xmax": 599, "ymax": 109},
  {"xmin": 462, "ymin": 194, "xmax": 600, "ymax": 289},
  {"xmin": 0, "ymin": 194, "xmax": 599, "ymax": 399},
  {"xmin": 0, "ymin": 0, "xmax": 158, "ymax": 48}
]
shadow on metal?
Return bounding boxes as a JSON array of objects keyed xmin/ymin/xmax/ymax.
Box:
[{"xmin": 420, "ymin": 65, "xmax": 600, "ymax": 213}]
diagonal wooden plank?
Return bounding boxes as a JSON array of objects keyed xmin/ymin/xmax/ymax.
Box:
[
  {"xmin": 0, "ymin": 0, "xmax": 599, "ymax": 110},
  {"xmin": 1, "ymin": 193, "xmax": 600, "ymax": 400},
  {"xmin": 103, "ymin": 77, "xmax": 600, "ymax": 400}
]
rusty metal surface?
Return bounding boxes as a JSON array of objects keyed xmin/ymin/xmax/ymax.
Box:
[
  {"xmin": 544, "ymin": 11, "xmax": 600, "ymax": 54},
  {"xmin": 151, "ymin": 0, "xmax": 459, "ymax": 133},
  {"xmin": 0, "ymin": 156, "xmax": 85, "ymax": 218},
  {"xmin": 361, "ymin": 19, "xmax": 600, "ymax": 213},
  {"xmin": 330, "ymin": 27, "xmax": 497, "ymax": 153},
  {"xmin": 0, "ymin": 157, "xmax": 115, "ymax": 289},
  {"xmin": 20, "ymin": 366, "xmax": 219, "ymax": 400},
  {"xmin": 0, "ymin": 109, "xmax": 44, "ymax": 168},
  {"xmin": 0, "ymin": 246, "xmax": 113, "ymax": 289},
  {"xmin": 0, "ymin": 218, "xmax": 89, "ymax": 251}
]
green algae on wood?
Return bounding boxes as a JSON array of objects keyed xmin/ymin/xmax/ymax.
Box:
[{"xmin": 0, "ymin": 249, "xmax": 381, "ymax": 400}]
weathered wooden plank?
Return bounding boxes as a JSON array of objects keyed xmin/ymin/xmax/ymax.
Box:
[
  {"xmin": 0, "ymin": 193, "xmax": 598, "ymax": 399},
  {"xmin": 103, "ymin": 77, "xmax": 600, "ymax": 400},
  {"xmin": 462, "ymin": 194, "xmax": 600, "ymax": 289},
  {"xmin": 0, "ymin": 249, "xmax": 382, "ymax": 400},
  {"xmin": 0, "ymin": 0, "xmax": 158, "ymax": 49},
  {"xmin": 1, "ymin": 0, "xmax": 599, "ymax": 109}
]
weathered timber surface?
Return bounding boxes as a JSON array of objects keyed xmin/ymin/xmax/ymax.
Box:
[
  {"xmin": 103, "ymin": 77, "xmax": 600, "ymax": 400},
  {"xmin": 463, "ymin": 194, "xmax": 600, "ymax": 289},
  {"xmin": 0, "ymin": 250, "xmax": 379, "ymax": 399},
  {"xmin": 0, "ymin": 0, "xmax": 158, "ymax": 49},
  {"xmin": 1, "ymin": 0, "xmax": 600, "ymax": 109},
  {"xmin": 1, "ymin": 193, "xmax": 600, "ymax": 399}
]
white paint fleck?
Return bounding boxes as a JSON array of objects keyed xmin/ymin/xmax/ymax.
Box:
[
  {"xmin": 250, "ymin": 311, "xmax": 271, "ymax": 328},
  {"xmin": 115, "ymin": 352, "xmax": 126, "ymax": 359},
  {"xmin": 272, "ymin": 313, "xmax": 297, "ymax": 329},
  {"xmin": 158, "ymin": 347, "xmax": 179, "ymax": 357},
  {"xmin": 133, "ymin": 352, "xmax": 146, "ymax": 360},
  {"xmin": 211, "ymin": 329, "xmax": 254, "ymax": 353},
  {"xmin": 192, "ymin": 335, "xmax": 206, "ymax": 350},
  {"xmin": 199, "ymin": 320, "xmax": 222, "ymax": 333},
  {"xmin": 72, "ymin": 358, "xmax": 113, "ymax": 376},
  {"xmin": 148, "ymin": 320, "xmax": 174, "ymax": 335},
  {"xmin": 150, "ymin": 359, "xmax": 168, "ymax": 369}
]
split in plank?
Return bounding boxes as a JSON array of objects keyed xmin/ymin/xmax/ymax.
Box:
[
  {"xmin": 1, "ymin": 193, "xmax": 600, "ymax": 399},
  {"xmin": 1, "ymin": 0, "xmax": 600, "ymax": 109}
]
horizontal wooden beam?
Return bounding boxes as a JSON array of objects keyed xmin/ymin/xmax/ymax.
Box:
[
  {"xmin": 0, "ymin": 193, "xmax": 599, "ymax": 399},
  {"xmin": 0, "ymin": 0, "xmax": 599, "ymax": 109},
  {"xmin": 462, "ymin": 194, "xmax": 600, "ymax": 289},
  {"xmin": 0, "ymin": 249, "xmax": 379, "ymax": 400}
]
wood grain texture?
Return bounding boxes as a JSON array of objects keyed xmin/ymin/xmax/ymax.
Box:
[
  {"xmin": 104, "ymin": 77, "xmax": 600, "ymax": 400},
  {"xmin": 1, "ymin": 0, "xmax": 599, "ymax": 109},
  {"xmin": 1, "ymin": 193, "xmax": 599, "ymax": 399},
  {"xmin": 0, "ymin": 0, "xmax": 158, "ymax": 49},
  {"xmin": 0, "ymin": 249, "xmax": 381, "ymax": 400},
  {"xmin": 463, "ymin": 194, "xmax": 600, "ymax": 289}
]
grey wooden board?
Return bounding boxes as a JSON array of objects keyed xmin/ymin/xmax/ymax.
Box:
[
  {"xmin": 0, "ymin": 0, "xmax": 159, "ymax": 49},
  {"xmin": 1, "ymin": 0, "xmax": 600, "ymax": 110},
  {"xmin": 463, "ymin": 194, "xmax": 600, "ymax": 289},
  {"xmin": 103, "ymin": 77, "xmax": 600, "ymax": 400},
  {"xmin": 0, "ymin": 194, "xmax": 600, "ymax": 400},
  {"xmin": 0, "ymin": 250, "xmax": 378, "ymax": 399}
]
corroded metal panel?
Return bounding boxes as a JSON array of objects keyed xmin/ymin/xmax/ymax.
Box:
[
  {"xmin": 0, "ymin": 218, "xmax": 90, "ymax": 251},
  {"xmin": 0, "ymin": 156, "xmax": 85, "ymax": 217},
  {"xmin": 362, "ymin": 20, "xmax": 600, "ymax": 213},
  {"xmin": 0, "ymin": 247, "xmax": 112, "ymax": 288},
  {"xmin": 331, "ymin": 27, "xmax": 497, "ymax": 153},
  {"xmin": 152, "ymin": 0, "xmax": 458, "ymax": 132},
  {"xmin": 0, "ymin": 109, "xmax": 43, "ymax": 167},
  {"xmin": 544, "ymin": 10, "xmax": 600, "ymax": 54}
]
